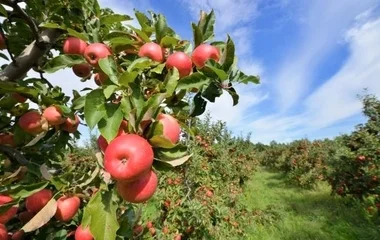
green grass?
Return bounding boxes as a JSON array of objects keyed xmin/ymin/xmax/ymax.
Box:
[{"xmin": 239, "ymin": 168, "xmax": 380, "ymax": 240}]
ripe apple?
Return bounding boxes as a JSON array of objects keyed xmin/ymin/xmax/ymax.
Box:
[
  {"xmin": 63, "ymin": 37, "xmax": 87, "ymax": 55},
  {"xmin": 97, "ymin": 120, "xmax": 128, "ymax": 152},
  {"xmin": 104, "ymin": 134, "xmax": 154, "ymax": 181},
  {"xmin": 146, "ymin": 221, "xmax": 153, "ymax": 229},
  {"xmin": 157, "ymin": 113, "xmax": 181, "ymax": 144},
  {"xmin": 165, "ymin": 52, "xmax": 192, "ymax": 78},
  {"xmin": 62, "ymin": 115, "xmax": 80, "ymax": 133},
  {"xmin": 0, "ymin": 195, "xmax": 18, "ymax": 224},
  {"xmin": 133, "ymin": 225, "xmax": 143, "ymax": 236},
  {"xmin": 18, "ymin": 211, "xmax": 34, "ymax": 224},
  {"xmin": 72, "ymin": 63, "xmax": 92, "ymax": 78},
  {"xmin": 174, "ymin": 234, "xmax": 182, "ymax": 240},
  {"xmin": 11, "ymin": 230, "xmax": 24, "ymax": 240},
  {"xmin": 43, "ymin": 106, "xmax": 65, "ymax": 126},
  {"xmin": 138, "ymin": 42, "xmax": 164, "ymax": 62},
  {"xmin": 0, "ymin": 134, "xmax": 15, "ymax": 147},
  {"xmin": 206, "ymin": 190, "xmax": 213, "ymax": 198},
  {"xmin": 94, "ymin": 71, "xmax": 108, "ymax": 86},
  {"xmin": 12, "ymin": 93, "xmax": 26, "ymax": 103},
  {"xmin": 149, "ymin": 227, "xmax": 156, "ymax": 236},
  {"xmin": 84, "ymin": 43, "xmax": 112, "ymax": 67},
  {"xmin": 25, "ymin": 189, "xmax": 53, "ymax": 213},
  {"xmin": 18, "ymin": 111, "xmax": 44, "ymax": 135},
  {"xmin": 116, "ymin": 170, "xmax": 158, "ymax": 203},
  {"xmin": 357, "ymin": 156, "xmax": 365, "ymax": 161},
  {"xmin": 75, "ymin": 225, "xmax": 93, "ymax": 240},
  {"xmin": 0, "ymin": 224, "xmax": 7, "ymax": 240},
  {"xmin": 191, "ymin": 44, "xmax": 220, "ymax": 68},
  {"xmin": 55, "ymin": 196, "xmax": 80, "ymax": 222}
]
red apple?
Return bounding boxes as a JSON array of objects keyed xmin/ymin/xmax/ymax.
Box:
[
  {"xmin": 133, "ymin": 225, "xmax": 143, "ymax": 236},
  {"xmin": 0, "ymin": 134, "xmax": 15, "ymax": 147},
  {"xmin": 18, "ymin": 111, "xmax": 44, "ymax": 135},
  {"xmin": 75, "ymin": 225, "xmax": 93, "ymax": 240},
  {"xmin": 84, "ymin": 43, "xmax": 112, "ymax": 67},
  {"xmin": 63, "ymin": 37, "xmax": 87, "ymax": 55},
  {"xmin": 55, "ymin": 196, "xmax": 80, "ymax": 222},
  {"xmin": 116, "ymin": 170, "xmax": 158, "ymax": 203},
  {"xmin": 0, "ymin": 195, "xmax": 17, "ymax": 224},
  {"xmin": 149, "ymin": 227, "xmax": 156, "ymax": 236},
  {"xmin": 104, "ymin": 134, "xmax": 154, "ymax": 182},
  {"xmin": 157, "ymin": 114, "xmax": 181, "ymax": 144},
  {"xmin": 12, "ymin": 93, "xmax": 26, "ymax": 103},
  {"xmin": 0, "ymin": 35, "xmax": 6, "ymax": 50},
  {"xmin": 138, "ymin": 42, "xmax": 164, "ymax": 62},
  {"xmin": 18, "ymin": 211, "xmax": 34, "ymax": 224},
  {"xmin": 97, "ymin": 120, "xmax": 128, "ymax": 152},
  {"xmin": 0, "ymin": 224, "xmax": 7, "ymax": 240},
  {"xmin": 43, "ymin": 106, "xmax": 65, "ymax": 126},
  {"xmin": 165, "ymin": 52, "xmax": 192, "ymax": 78},
  {"xmin": 174, "ymin": 234, "xmax": 182, "ymax": 240},
  {"xmin": 72, "ymin": 64, "xmax": 92, "ymax": 78},
  {"xmin": 191, "ymin": 44, "xmax": 220, "ymax": 68},
  {"xmin": 11, "ymin": 230, "xmax": 23, "ymax": 240},
  {"xmin": 25, "ymin": 189, "xmax": 53, "ymax": 213},
  {"xmin": 146, "ymin": 221, "xmax": 153, "ymax": 229},
  {"xmin": 62, "ymin": 115, "xmax": 80, "ymax": 133},
  {"xmin": 94, "ymin": 71, "xmax": 108, "ymax": 86}
]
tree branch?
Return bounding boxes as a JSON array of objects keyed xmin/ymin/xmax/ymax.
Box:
[
  {"xmin": 0, "ymin": 28, "xmax": 63, "ymax": 82},
  {"xmin": 0, "ymin": 144, "xmax": 29, "ymax": 165}
]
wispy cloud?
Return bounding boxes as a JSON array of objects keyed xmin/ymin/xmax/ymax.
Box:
[{"xmin": 273, "ymin": 0, "xmax": 379, "ymax": 111}]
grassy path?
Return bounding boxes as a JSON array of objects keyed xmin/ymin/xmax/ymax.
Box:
[{"xmin": 239, "ymin": 168, "xmax": 380, "ymax": 240}]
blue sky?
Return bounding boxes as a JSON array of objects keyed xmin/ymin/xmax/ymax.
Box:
[
  {"xmin": 6, "ymin": 0, "xmax": 380, "ymax": 145},
  {"xmin": 97, "ymin": 0, "xmax": 380, "ymax": 144}
]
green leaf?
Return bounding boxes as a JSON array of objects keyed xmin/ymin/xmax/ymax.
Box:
[
  {"xmin": 103, "ymin": 85, "xmax": 119, "ymax": 99},
  {"xmin": 164, "ymin": 68, "xmax": 180, "ymax": 96},
  {"xmin": 98, "ymin": 57, "xmax": 119, "ymax": 85},
  {"xmin": 101, "ymin": 14, "xmax": 132, "ymax": 25},
  {"xmin": 190, "ymin": 93, "xmax": 207, "ymax": 117},
  {"xmin": 82, "ymin": 189, "xmax": 119, "ymax": 240},
  {"xmin": 221, "ymin": 35, "xmax": 235, "ymax": 72},
  {"xmin": 135, "ymin": 10, "xmax": 154, "ymax": 34},
  {"xmin": 154, "ymin": 14, "xmax": 174, "ymax": 43},
  {"xmin": 238, "ymin": 72, "xmax": 260, "ymax": 84},
  {"xmin": 204, "ymin": 61, "xmax": 228, "ymax": 80},
  {"xmin": 160, "ymin": 36, "xmax": 179, "ymax": 48},
  {"xmin": 98, "ymin": 104, "xmax": 123, "ymax": 143},
  {"xmin": 0, "ymin": 199, "xmax": 19, "ymax": 214},
  {"xmin": 176, "ymin": 73, "xmax": 209, "ymax": 91},
  {"xmin": 154, "ymin": 144, "xmax": 188, "ymax": 160},
  {"xmin": 39, "ymin": 22, "xmax": 66, "ymax": 30},
  {"xmin": 0, "ymin": 82, "xmax": 38, "ymax": 98},
  {"xmin": 84, "ymin": 89, "xmax": 107, "ymax": 129},
  {"xmin": 108, "ymin": 37, "xmax": 135, "ymax": 49},
  {"xmin": 127, "ymin": 58, "xmax": 157, "ymax": 73},
  {"xmin": 151, "ymin": 63, "xmax": 165, "ymax": 74},
  {"xmin": 67, "ymin": 28, "xmax": 89, "ymax": 41},
  {"xmin": 225, "ymin": 87, "xmax": 239, "ymax": 106},
  {"xmin": 202, "ymin": 82, "xmax": 223, "ymax": 102},
  {"xmin": 155, "ymin": 154, "xmax": 192, "ymax": 167},
  {"xmin": 129, "ymin": 83, "xmax": 145, "ymax": 124},
  {"xmin": 43, "ymin": 55, "xmax": 86, "ymax": 73},
  {"xmin": 0, "ymin": 4, "xmax": 8, "ymax": 17},
  {"xmin": 192, "ymin": 23, "xmax": 203, "ymax": 47},
  {"xmin": 128, "ymin": 25, "xmax": 151, "ymax": 43},
  {"xmin": 119, "ymin": 71, "xmax": 139, "ymax": 87},
  {"xmin": 72, "ymin": 96, "xmax": 86, "ymax": 110},
  {"xmin": 137, "ymin": 93, "xmax": 166, "ymax": 129},
  {"xmin": 198, "ymin": 10, "xmax": 216, "ymax": 42},
  {"xmin": 148, "ymin": 122, "xmax": 176, "ymax": 148},
  {"xmin": 1, "ymin": 182, "xmax": 49, "ymax": 199}
]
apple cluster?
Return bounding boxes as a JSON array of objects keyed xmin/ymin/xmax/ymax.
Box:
[
  {"xmin": 0, "ymin": 190, "xmax": 85, "ymax": 239},
  {"xmin": 97, "ymin": 113, "xmax": 181, "ymax": 204}
]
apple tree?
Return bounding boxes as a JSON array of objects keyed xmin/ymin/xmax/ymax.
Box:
[{"xmin": 0, "ymin": 0, "xmax": 259, "ymax": 239}]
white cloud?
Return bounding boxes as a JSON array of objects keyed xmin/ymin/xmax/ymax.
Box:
[
  {"xmin": 273, "ymin": 0, "xmax": 379, "ymax": 111},
  {"xmin": 248, "ymin": 15, "xmax": 380, "ymax": 143}
]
